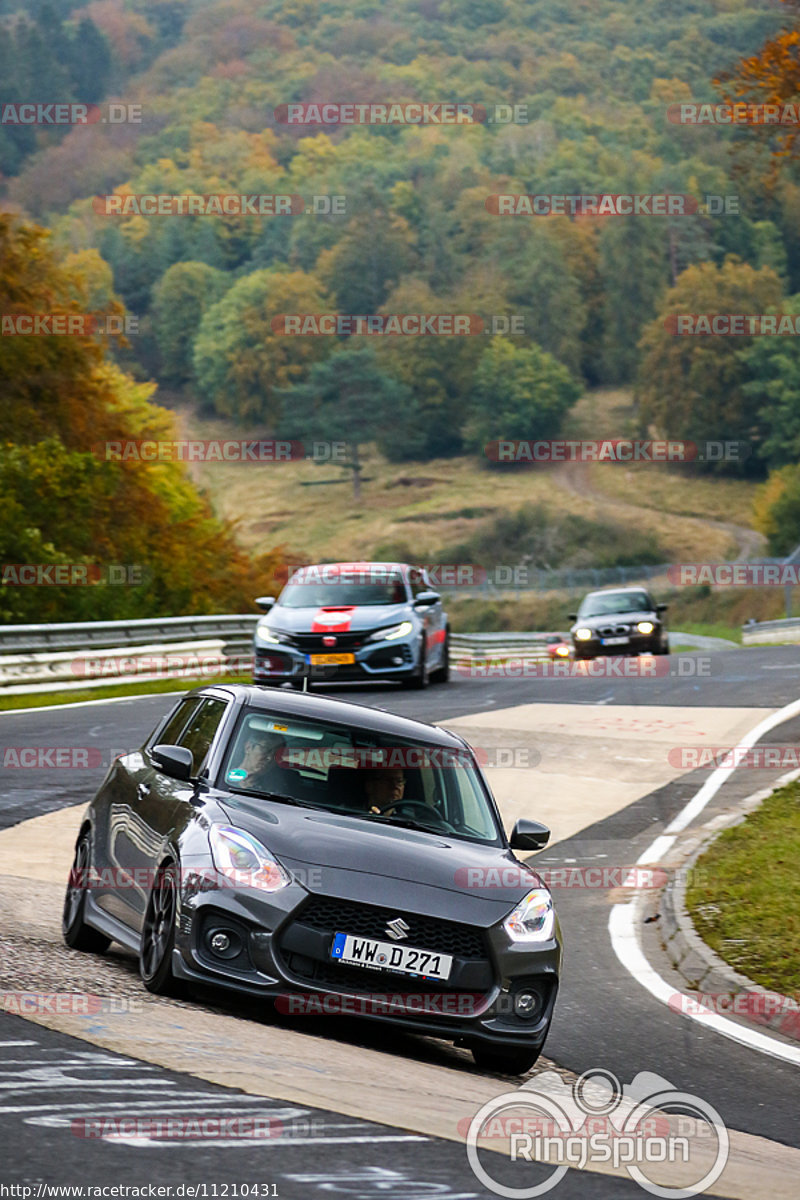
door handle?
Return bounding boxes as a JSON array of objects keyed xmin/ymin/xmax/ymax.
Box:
[{"xmin": 137, "ymin": 782, "xmax": 151, "ymax": 800}]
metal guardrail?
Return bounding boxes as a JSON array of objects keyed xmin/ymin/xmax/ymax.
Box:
[
  {"xmin": 0, "ymin": 615, "xmax": 259, "ymax": 694},
  {"xmin": 0, "ymin": 615, "xmax": 259, "ymax": 654},
  {"xmin": 0, "ymin": 623, "xmax": 557, "ymax": 694},
  {"xmin": 742, "ymin": 617, "xmax": 800, "ymax": 645}
]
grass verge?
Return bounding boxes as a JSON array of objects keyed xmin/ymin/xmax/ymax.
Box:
[
  {"xmin": 0, "ymin": 673, "xmax": 251, "ymax": 712},
  {"xmin": 686, "ymin": 781, "xmax": 800, "ymax": 997}
]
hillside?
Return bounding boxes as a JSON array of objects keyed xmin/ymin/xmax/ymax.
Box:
[{"xmin": 180, "ymin": 388, "xmax": 761, "ymax": 568}]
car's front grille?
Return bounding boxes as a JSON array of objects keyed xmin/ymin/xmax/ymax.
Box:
[
  {"xmin": 294, "ymin": 895, "xmax": 485, "ymax": 958},
  {"xmin": 289, "ymin": 633, "xmax": 367, "ymax": 652},
  {"xmin": 597, "ymin": 623, "xmax": 632, "ymax": 637}
]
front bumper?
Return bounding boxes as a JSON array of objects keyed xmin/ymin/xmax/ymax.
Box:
[
  {"xmin": 173, "ymin": 877, "xmax": 560, "ymax": 1047},
  {"xmin": 253, "ymin": 633, "xmax": 419, "ymax": 684},
  {"xmin": 573, "ymin": 631, "xmax": 661, "ymax": 657}
]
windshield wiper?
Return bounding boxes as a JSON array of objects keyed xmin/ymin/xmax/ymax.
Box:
[
  {"xmin": 234, "ymin": 789, "xmax": 317, "ymax": 808},
  {"xmin": 379, "ymin": 815, "xmax": 449, "ymax": 835}
]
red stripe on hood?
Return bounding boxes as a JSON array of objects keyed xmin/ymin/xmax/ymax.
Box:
[{"xmin": 311, "ymin": 607, "xmax": 356, "ymax": 633}]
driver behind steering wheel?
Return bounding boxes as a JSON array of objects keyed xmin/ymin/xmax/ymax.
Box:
[{"xmin": 362, "ymin": 766, "xmax": 406, "ymax": 815}]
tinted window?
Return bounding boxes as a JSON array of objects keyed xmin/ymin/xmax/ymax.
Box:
[
  {"xmin": 579, "ymin": 591, "xmax": 652, "ymax": 616},
  {"xmin": 148, "ymin": 697, "xmax": 203, "ymax": 751},
  {"xmin": 279, "ymin": 579, "xmax": 407, "ymax": 607},
  {"xmin": 177, "ymin": 698, "xmax": 228, "ymax": 774},
  {"xmin": 220, "ymin": 708, "xmax": 502, "ymax": 845}
]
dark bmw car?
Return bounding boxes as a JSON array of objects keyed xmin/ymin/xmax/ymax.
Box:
[
  {"xmin": 569, "ymin": 587, "xmax": 669, "ymax": 660},
  {"xmin": 63, "ymin": 685, "xmax": 560, "ymax": 1074},
  {"xmin": 252, "ymin": 561, "xmax": 449, "ymax": 689}
]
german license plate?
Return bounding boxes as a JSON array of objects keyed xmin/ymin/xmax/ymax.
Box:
[
  {"xmin": 308, "ymin": 653, "xmax": 356, "ymax": 665},
  {"xmin": 331, "ymin": 932, "xmax": 453, "ymax": 981},
  {"xmin": 601, "ymin": 637, "xmax": 629, "ymax": 646}
]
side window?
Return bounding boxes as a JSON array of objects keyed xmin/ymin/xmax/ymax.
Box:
[
  {"xmin": 177, "ymin": 698, "xmax": 228, "ymax": 775},
  {"xmin": 147, "ymin": 697, "xmax": 202, "ymax": 751},
  {"xmin": 408, "ymin": 568, "xmax": 428, "ymax": 599}
]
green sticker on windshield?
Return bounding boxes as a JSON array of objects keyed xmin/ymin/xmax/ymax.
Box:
[{"xmin": 227, "ymin": 768, "xmax": 248, "ymax": 782}]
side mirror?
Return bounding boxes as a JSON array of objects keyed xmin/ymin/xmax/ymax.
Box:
[
  {"xmin": 413, "ymin": 591, "xmax": 440, "ymax": 607},
  {"xmin": 657, "ymin": 603, "xmax": 668, "ymax": 613},
  {"xmin": 567, "ymin": 613, "xmax": 577, "ymax": 621},
  {"xmin": 255, "ymin": 596, "xmax": 275, "ymax": 612},
  {"xmin": 509, "ymin": 818, "xmax": 550, "ymax": 852},
  {"xmin": 151, "ymin": 744, "xmax": 194, "ymax": 782}
]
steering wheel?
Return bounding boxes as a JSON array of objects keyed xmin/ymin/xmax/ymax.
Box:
[{"xmin": 376, "ymin": 798, "xmax": 453, "ymax": 829}]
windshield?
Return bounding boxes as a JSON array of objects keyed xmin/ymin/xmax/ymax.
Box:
[
  {"xmin": 279, "ymin": 578, "xmax": 408, "ymax": 608},
  {"xmin": 579, "ymin": 591, "xmax": 652, "ymax": 617},
  {"xmin": 220, "ymin": 709, "xmax": 502, "ymax": 844}
]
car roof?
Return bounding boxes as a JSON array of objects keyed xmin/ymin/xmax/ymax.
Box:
[
  {"xmin": 582, "ymin": 586, "xmax": 653, "ymax": 599},
  {"xmin": 289, "ymin": 561, "xmax": 411, "ymax": 574},
  {"xmin": 195, "ymin": 684, "xmax": 468, "ymax": 750}
]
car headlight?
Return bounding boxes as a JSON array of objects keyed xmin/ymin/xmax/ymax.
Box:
[
  {"xmin": 209, "ymin": 825, "xmax": 291, "ymax": 892},
  {"xmin": 574, "ymin": 627, "xmax": 593, "ymax": 641},
  {"xmin": 368, "ymin": 620, "xmax": 414, "ymax": 642},
  {"xmin": 637, "ymin": 621, "xmax": 655, "ymax": 634},
  {"xmin": 503, "ymin": 888, "xmax": 555, "ymax": 943},
  {"xmin": 555, "ymin": 644, "xmax": 570, "ymax": 657},
  {"xmin": 257, "ymin": 623, "xmax": 284, "ymax": 644}
]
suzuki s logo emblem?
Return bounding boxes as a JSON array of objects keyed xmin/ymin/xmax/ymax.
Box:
[
  {"xmin": 385, "ymin": 917, "xmax": 410, "ymax": 941},
  {"xmin": 322, "ymin": 635, "xmax": 337, "ymax": 647}
]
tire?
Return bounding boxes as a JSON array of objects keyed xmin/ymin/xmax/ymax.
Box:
[
  {"xmin": 62, "ymin": 829, "xmax": 112, "ymax": 954},
  {"xmin": 140, "ymin": 860, "xmax": 186, "ymax": 997},
  {"xmin": 431, "ymin": 631, "xmax": 450, "ymax": 684},
  {"xmin": 403, "ymin": 638, "xmax": 429, "ymax": 689},
  {"xmin": 471, "ymin": 1041, "xmax": 541, "ymax": 1075}
]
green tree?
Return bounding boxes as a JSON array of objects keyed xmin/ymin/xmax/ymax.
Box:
[
  {"xmin": 0, "ymin": 214, "xmax": 285, "ymax": 621},
  {"xmin": 152, "ymin": 261, "xmax": 230, "ymax": 385},
  {"xmin": 464, "ymin": 336, "xmax": 582, "ymax": 459},
  {"xmin": 193, "ymin": 269, "xmax": 332, "ymax": 423},
  {"xmin": 740, "ymin": 293, "xmax": 800, "ymax": 470},
  {"xmin": 277, "ymin": 345, "xmax": 413, "ymax": 500},
  {"xmin": 754, "ymin": 464, "xmax": 800, "ymax": 556},
  {"xmin": 638, "ymin": 258, "xmax": 784, "ymax": 471},
  {"xmin": 598, "ymin": 215, "xmax": 670, "ymax": 384}
]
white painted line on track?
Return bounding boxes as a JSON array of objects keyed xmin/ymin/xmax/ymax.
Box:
[
  {"xmin": 1, "ymin": 692, "xmax": 186, "ymax": 715},
  {"xmin": 636, "ymin": 834, "xmax": 676, "ymax": 862},
  {"xmin": 610, "ymin": 696, "xmax": 800, "ymax": 1065},
  {"xmin": 609, "ymin": 905, "xmax": 800, "ymax": 1066}
]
